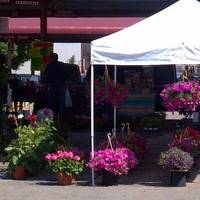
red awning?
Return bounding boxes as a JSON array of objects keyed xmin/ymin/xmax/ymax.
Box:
[{"xmin": 6, "ymin": 17, "xmax": 144, "ymax": 35}]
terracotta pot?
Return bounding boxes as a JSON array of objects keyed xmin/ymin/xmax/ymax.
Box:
[
  {"xmin": 57, "ymin": 173, "xmax": 73, "ymax": 185},
  {"xmin": 72, "ymin": 175, "xmax": 76, "ymax": 183},
  {"xmin": 12, "ymin": 165, "xmax": 27, "ymax": 180}
]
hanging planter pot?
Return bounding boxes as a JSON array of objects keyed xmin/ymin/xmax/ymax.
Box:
[
  {"xmin": 102, "ymin": 170, "xmax": 118, "ymax": 186},
  {"xmin": 57, "ymin": 173, "xmax": 73, "ymax": 185},
  {"xmin": 170, "ymin": 170, "xmax": 187, "ymax": 187},
  {"xmin": 12, "ymin": 165, "xmax": 27, "ymax": 180}
]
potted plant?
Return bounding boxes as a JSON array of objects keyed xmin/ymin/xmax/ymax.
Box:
[
  {"xmin": 45, "ymin": 150, "xmax": 84, "ymax": 185},
  {"xmin": 4, "ymin": 110, "xmax": 57, "ymax": 179},
  {"xmin": 158, "ymin": 147, "xmax": 194, "ymax": 186},
  {"xmin": 4, "ymin": 139, "xmax": 32, "ymax": 179},
  {"xmin": 87, "ymin": 147, "xmax": 137, "ymax": 186}
]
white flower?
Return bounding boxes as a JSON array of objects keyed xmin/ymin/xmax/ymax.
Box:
[{"xmin": 17, "ymin": 114, "xmax": 24, "ymax": 119}]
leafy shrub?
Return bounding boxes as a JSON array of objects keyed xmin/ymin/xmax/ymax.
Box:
[{"xmin": 4, "ymin": 112, "xmax": 58, "ymax": 175}]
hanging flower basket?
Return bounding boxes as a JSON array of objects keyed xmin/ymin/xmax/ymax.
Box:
[
  {"xmin": 95, "ymin": 66, "xmax": 128, "ymax": 107},
  {"xmin": 102, "ymin": 170, "xmax": 118, "ymax": 186},
  {"xmin": 87, "ymin": 133, "xmax": 137, "ymax": 186},
  {"xmin": 160, "ymin": 81, "xmax": 200, "ymax": 116}
]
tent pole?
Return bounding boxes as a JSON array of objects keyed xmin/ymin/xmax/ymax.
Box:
[
  {"xmin": 114, "ymin": 65, "xmax": 117, "ymax": 134},
  {"xmin": 91, "ymin": 64, "xmax": 95, "ymax": 186}
]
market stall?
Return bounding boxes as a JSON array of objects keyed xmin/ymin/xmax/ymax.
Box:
[{"xmin": 90, "ymin": 0, "xmax": 200, "ymax": 185}]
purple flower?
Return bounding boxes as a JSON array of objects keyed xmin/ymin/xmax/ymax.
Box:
[
  {"xmin": 158, "ymin": 147, "xmax": 194, "ymax": 170},
  {"xmin": 160, "ymin": 81, "xmax": 200, "ymax": 116}
]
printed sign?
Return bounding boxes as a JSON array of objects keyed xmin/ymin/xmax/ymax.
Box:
[
  {"xmin": 0, "ymin": 0, "xmax": 41, "ymax": 8},
  {"xmin": 30, "ymin": 41, "xmax": 53, "ymax": 71}
]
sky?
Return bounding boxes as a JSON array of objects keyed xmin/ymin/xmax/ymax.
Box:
[
  {"xmin": 12, "ymin": 43, "xmax": 81, "ymax": 74},
  {"xmin": 54, "ymin": 43, "xmax": 81, "ymax": 65}
]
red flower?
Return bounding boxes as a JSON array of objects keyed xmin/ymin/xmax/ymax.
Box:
[
  {"xmin": 95, "ymin": 78, "xmax": 128, "ymax": 107},
  {"xmin": 27, "ymin": 115, "xmax": 38, "ymax": 123}
]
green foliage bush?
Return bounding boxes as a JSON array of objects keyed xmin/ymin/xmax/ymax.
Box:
[{"xmin": 4, "ymin": 118, "xmax": 59, "ymax": 175}]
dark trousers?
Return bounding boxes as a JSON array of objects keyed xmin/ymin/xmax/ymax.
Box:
[{"xmin": 47, "ymin": 87, "xmax": 65, "ymax": 115}]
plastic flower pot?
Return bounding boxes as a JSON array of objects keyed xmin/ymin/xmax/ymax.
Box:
[
  {"xmin": 12, "ymin": 165, "xmax": 27, "ymax": 180},
  {"xmin": 102, "ymin": 170, "xmax": 118, "ymax": 186},
  {"xmin": 57, "ymin": 173, "xmax": 73, "ymax": 185},
  {"xmin": 185, "ymin": 170, "xmax": 191, "ymax": 180},
  {"xmin": 170, "ymin": 170, "xmax": 187, "ymax": 187}
]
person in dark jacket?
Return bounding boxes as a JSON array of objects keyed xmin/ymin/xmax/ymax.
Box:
[{"xmin": 43, "ymin": 53, "xmax": 67, "ymax": 121}]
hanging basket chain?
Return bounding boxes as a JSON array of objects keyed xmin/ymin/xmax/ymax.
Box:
[
  {"xmin": 107, "ymin": 133, "xmax": 114, "ymax": 151},
  {"xmin": 103, "ymin": 65, "xmax": 111, "ymax": 82}
]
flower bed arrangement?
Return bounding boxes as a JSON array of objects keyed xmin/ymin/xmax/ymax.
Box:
[{"xmin": 160, "ymin": 81, "xmax": 200, "ymax": 116}]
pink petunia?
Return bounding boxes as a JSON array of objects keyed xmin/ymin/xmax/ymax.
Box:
[
  {"xmin": 45, "ymin": 154, "xmax": 52, "ymax": 160},
  {"xmin": 74, "ymin": 156, "xmax": 81, "ymax": 161}
]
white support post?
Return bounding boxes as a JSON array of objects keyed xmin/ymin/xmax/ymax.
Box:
[
  {"xmin": 91, "ymin": 64, "xmax": 95, "ymax": 186},
  {"xmin": 113, "ymin": 65, "xmax": 117, "ymax": 135}
]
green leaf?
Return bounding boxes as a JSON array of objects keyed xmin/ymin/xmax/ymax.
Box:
[
  {"xmin": 11, "ymin": 156, "xmax": 18, "ymax": 165},
  {"xmin": 5, "ymin": 146, "xmax": 13, "ymax": 152}
]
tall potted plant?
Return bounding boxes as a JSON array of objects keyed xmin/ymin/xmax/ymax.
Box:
[
  {"xmin": 158, "ymin": 147, "xmax": 194, "ymax": 186},
  {"xmin": 4, "ymin": 110, "xmax": 57, "ymax": 179}
]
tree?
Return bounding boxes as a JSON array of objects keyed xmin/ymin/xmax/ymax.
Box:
[
  {"xmin": 0, "ymin": 42, "xmax": 31, "ymax": 153},
  {"xmin": 67, "ymin": 55, "xmax": 76, "ymax": 64},
  {"xmin": 0, "ymin": 42, "xmax": 31, "ymax": 70}
]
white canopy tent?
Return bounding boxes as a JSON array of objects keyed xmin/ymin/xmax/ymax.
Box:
[
  {"xmin": 91, "ymin": 0, "xmax": 200, "ymax": 65},
  {"xmin": 90, "ymin": 0, "xmax": 200, "ymax": 185}
]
